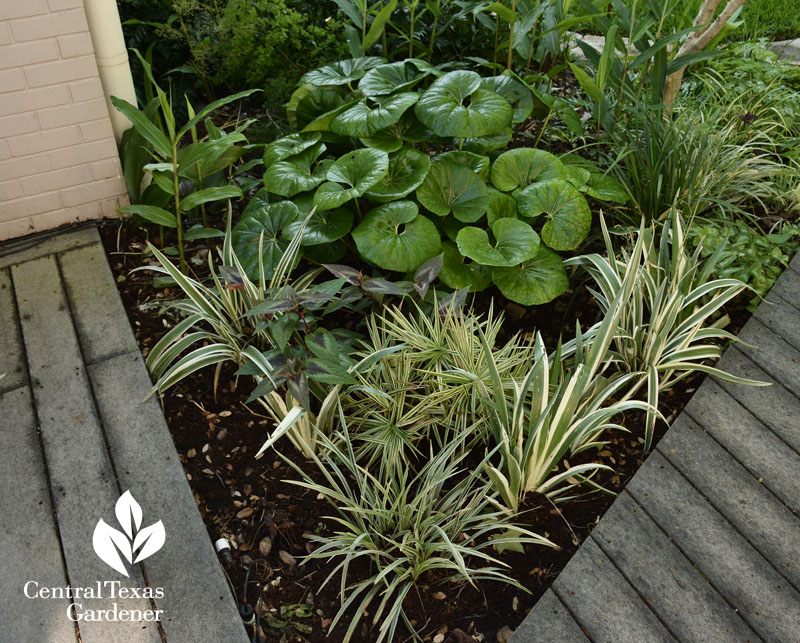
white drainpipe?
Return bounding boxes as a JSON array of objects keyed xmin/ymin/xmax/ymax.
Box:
[{"xmin": 83, "ymin": 0, "xmax": 137, "ymax": 141}]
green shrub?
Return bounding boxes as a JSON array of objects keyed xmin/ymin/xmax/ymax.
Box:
[{"xmin": 215, "ymin": 0, "xmax": 347, "ymax": 99}]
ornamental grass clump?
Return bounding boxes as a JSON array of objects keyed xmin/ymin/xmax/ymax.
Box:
[
  {"xmin": 284, "ymin": 418, "xmax": 555, "ymax": 643},
  {"xmin": 566, "ymin": 213, "xmax": 769, "ymax": 450}
]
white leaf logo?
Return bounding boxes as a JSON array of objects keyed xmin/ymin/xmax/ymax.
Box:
[
  {"xmin": 93, "ymin": 491, "xmax": 165, "ymax": 576},
  {"xmin": 115, "ymin": 490, "xmax": 142, "ymax": 539}
]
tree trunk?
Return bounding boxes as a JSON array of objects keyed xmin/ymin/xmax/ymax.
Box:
[{"xmin": 663, "ymin": 0, "xmax": 747, "ymax": 109}]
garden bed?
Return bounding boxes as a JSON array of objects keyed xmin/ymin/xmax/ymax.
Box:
[{"xmin": 100, "ymin": 222, "xmax": 716, "ymax": 642}]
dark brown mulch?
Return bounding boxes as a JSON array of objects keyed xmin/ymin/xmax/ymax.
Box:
[{"xmin": 99, "ymin": 220, "xmax": 718, "ymax": 642}]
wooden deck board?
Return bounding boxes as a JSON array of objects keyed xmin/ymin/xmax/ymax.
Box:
[
  {"xmin": 0, "ymin": 269, "xmax": 26, "ymax": 393},
  {"xmin": 657, "ymin": 417, "xmax": 800, "ymax": 590},
  {"xmin": 627, "ymin": 452, "xmax": 800, "ymax": 643},
  {"xmin": 590, "ymin": 492, "xmax": 760, "ymax": 643},
  {"xmin": 736, "ymin": 318, "xmax": 800, "ymax": 397},
  {"xmin": 552, "ymin": 538, "xmax": 675, "ymax": 643},
  {"xmin": 714, "ymin": 347, "xmax": 800, "ymax": 453},
  {"xmin": 12, "ymin": 255, "xmax": 161, "ymax": 643},
  {"xmin": 684, "ymin": 380, "xmax": 800, "ymax": 513},
  {"xmin": 511, "ymin": 590, "xmax": 588, "ymax": 642},
  {"xmin": 0, "ymin": 387, "xmax": 77, "ymax": 643}
]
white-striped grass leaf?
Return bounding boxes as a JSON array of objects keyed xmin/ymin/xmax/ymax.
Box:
[
  {"xmin": 145, "ymin": 313, "xmax": 203, "ymax": 372},
  {"xmin": 148, "ymin": 331, "xmax": 214, "ymax": 379},
  {"xmin": 147, "ymin": 243, "xmax": 224, "ymax": 320},
  {"xmin": 254, "ymin": 405, "xmax": 306, "ymax": 458},
  {"xmin": 537, "ymin": 462, "xmax": 614, "ymax": 497},
  {"xmin": 152, "ymin": 344, "xmax": 239, "ymax": 393}
]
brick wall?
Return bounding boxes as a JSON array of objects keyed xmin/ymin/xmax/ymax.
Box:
[{"xmin": 0, "ymin": 0, "xmax": 128, "ymax": 241}]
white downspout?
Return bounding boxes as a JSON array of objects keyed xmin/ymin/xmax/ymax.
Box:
[{"xmin": 83, "ymin": 0, "xmax": 137, "ymax": 141}]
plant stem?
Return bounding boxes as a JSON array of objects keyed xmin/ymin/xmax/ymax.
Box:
[
  {"xmin": 493, "ymin": 16, "xmax": 500, "ymax": 65},
  {"xmin": 525, "ymin": 19, "xmax": 539, "ymax": 74},
  {"xmin": 533, "ymin": 110, "xmax": 552, "ymax": 148},
  {"xmin": 409, "ymin": 0, "xmax": 416, "ymax": 58},
  {"xmin": 427, "ymin": 0, "xmax": 440, "ymax": 61},
  {"xmin": 507, "ymin": 0, "xmax": 518, "ymax": 70},
  {"xmin": 172, "ymin": 143, "xmax": 186, "ymax": 273}
]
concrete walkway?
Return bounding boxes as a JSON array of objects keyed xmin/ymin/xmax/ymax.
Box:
[
  {"xmin": 0, "ymin": 226, "xmax": 248, "ymax": 643},
  {"xmin": 512, "ymin": 255, "xmax": 800, "ymax": 642}
]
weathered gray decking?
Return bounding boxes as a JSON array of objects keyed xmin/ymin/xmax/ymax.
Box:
[
  {"xmin": 513, "ymin": 254, "xmax": 800, "ymax": 642},
  {"xmin": 0, "ymin": 226, "xmax": 248, "ymax": 643}
]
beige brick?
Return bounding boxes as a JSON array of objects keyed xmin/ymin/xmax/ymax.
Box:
[
  {"xmin": 99, "ymin": 194, "xmax": 127, "ymax": 215},
  {"xmin": 37, "ymin": 97, "xmax": 108, "ymax": 130},
  {"xmin": 0, "ymin": 112, "xmax": 38, "ymax": 137},
  {"xmin": 47, "ymin": 0, "xmax": 84, "ymax": 10},
  {"xmin": 9, "ymin": 125, "xmax": 81, "ymax": 156},
  {"xmin": 24, "ymin": 55, "xmax": 96, "ymax": 88},
  {"xmin": 19, "ymin": 164, "xmax": 93, "ymax": 195},
  {"xmin": 0, "ymin": 191, "xmax": 61, "ymax": 218},
  {"xmin": 0, "ymin": 216, "xmax": 37, "ymax": 239},
  {"xmin": 31, "ymin": 209, "xmax": 88, "ymax": 231},
  {"xmin": 0, "ymin": 39, "xmax": 59, "ymax": 69},
  {"xmin": 58, "ymin": 195, "xmax": 127, "ymax": 223},
  {"xmin": 79, "ymin": 118, "xmax": 114, "ymax": 143},
  {"xmin": 0, "ymin": 22, "xmax": 13, "ymax": 46},
  {"xmin": 10, "ymin": 9, "xmax": 88, "ymax": 42},
  {"xmin": 60, "ymin": 176, "xmax": 126, "ymax": 207},
  {"xmin": 0, "ymin": 180, "xmax": 23, "ymax": 201},
  {"xmin": 0, "ymin": 69, "xmax": 26, "ymax": 93},
  {"xmin": 57, "ymin": 32, "xmax": 93, "ymax": 58},
  {"xmin": 91, "ymin": 157, "xmax": 122, "ymax": 181},
  {"xmin": 1, "ymin": 0, "xmax": 49, "ymax": 20},
  {"xmin": 68, "ymin": 78, "xmax": 103, "ymax": 103},
  {"xmin": 0, "ymin": 140, "xmax": 10, "ymax": 161},
  {"xmin": 0, "ymin": 154, "xmax": 53, "ymax": 181},
  {"xmin": 0, "ymin": 85, "xmax": 70, "ymax": 116},
  {"xmin": 46, "ymin": 138, "xmax": 118, "ymax": 170}
]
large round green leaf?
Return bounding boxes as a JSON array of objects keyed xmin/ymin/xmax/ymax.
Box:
[
  {"xmin": 490, "ymin": 148, "xmax": 566, "ymax": 192},
  {"xmin": 232, "ymin": 201, "xmax": 299, "ymax": 279},
  {"xmin": 300, "ymin": 56, "xmax": 387, "ymax": 86},
  {"xmin": 263, "ymin": 142, "xmax": 327, "ymax": 197},
  {"xmin": 283, "ymin": 208, "xmax": 353, "ymax": 246},
  {"xmin": 263, "ymin": 133, "xmax": 321, "ymax": 168},
  {"xmin": 352, "ymin": 201, "xmax": 442, "ymax": 272},
  {"xmin": 360, "ymin": 111, "xmax": 431, "ymax": 152},
  {"xmin": 364, "ymin": 147, "xmax": 431, "ymax": 202},
  {"xmin": 359, "ymin": 59, "xmax": 435, "ymax": 97},
  {"xmin": 313, "ymin": 148, "xmax": 389, "ymax": 210},
  {"xmin": 287, "ymin": 85, "xmax": 347, "ymax": 131},
  {"xmin": 491, "ymin": 246, "xmax": 569, "ymax": 305},
  {"xmin": 486, "ymin": 188, "xmax": 518, "ymax": 225},
  {"xmin": 564, "ymin": 165, "xmax": 591, "ymax": 190},
  {"xmin": 456, "ymin": 218, "xmax": 539, "ymax": 267},
  {"xmin": 414, "ymin": 70, "xmax": 513, "ymax": 138},
  {"xmin": 462, "ymin": 128, "xmax": 512, "ymax": 154},
  {"xmin": 481, "ymin": 75, "xmax": 534, "ymax": 123},
  {"xmin": 434, "ymin": 151, "xmax": 491, "ymax": 179},
  {"xmin": 585, "ymin": 173, "xmax": 629, "ymax": 203},
  {"xmin": 439, "ymin": 241, "xmax": 491, "ymax": 292},
  {"xmin": 416, "ymin": 160, "xmax": 489, "ymax": 222},
  {"xmin": 516, "ymin": 179, "xmax": 591, "ymax": 251},
  {"xmin": 331, "ymin": 93, "xmax": 419, "ymax": 137}
]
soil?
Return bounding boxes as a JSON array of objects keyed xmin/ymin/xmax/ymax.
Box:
[{"xmin": 98, "ymin": 219, "xmax": 729, "ymax": 643}]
